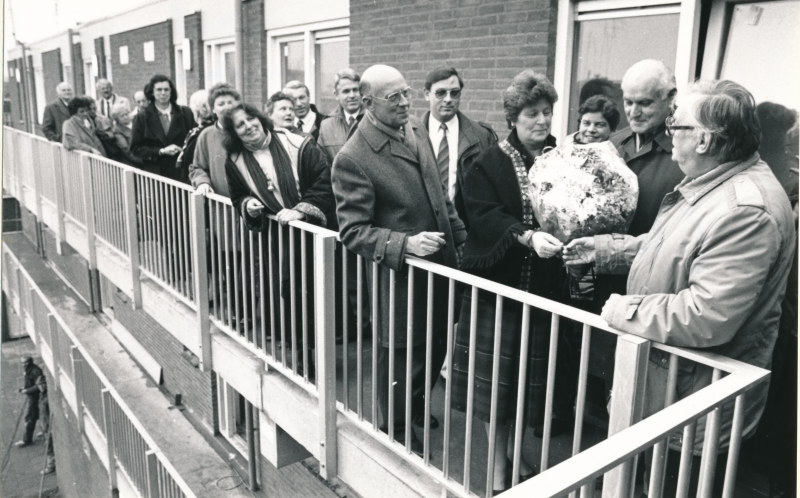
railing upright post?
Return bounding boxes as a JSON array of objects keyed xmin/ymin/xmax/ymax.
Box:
[
  {"xmin": 79, "ymin": 153, "xmax": 100, "ymax": 312},
  {"xmin": 47, "ymin": 314, "xmax": 62, "ymax": 395},
  {"xmin": 603, "ymin": 334, "xmax": 650, "ymax": 498},
  {"xmin": 314, "ymin": 232, "xmax": 338, "ymax": 480},
  {"xmin": 122, "ymin": 170, "xmax": 142, "ymax": 308},
  {"xmin": 189, "ymin": 193, "xmax": 211, "ymax": 370},
  {"xmin": 145, "ymin": 450, "xmax": 160, "ymax": 498},
  {"xmin": 30, "ymin": 139, "xmax": 45, "ymax": 255},
  {"xmin": 72, "ymin": 345, "xmax": 86, "ymax": 434},
  {"xmin": 52, "ymin": 143, "xmax": 67, "ymax": 255},
  {"xmin": 102, "ymin": 389, "xmax": 119, "ymax": 494}
]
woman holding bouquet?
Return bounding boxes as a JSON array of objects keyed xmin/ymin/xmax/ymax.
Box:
[{"xmin": 452, "ymin": 70, "xmax": 571, "ymax": 495}]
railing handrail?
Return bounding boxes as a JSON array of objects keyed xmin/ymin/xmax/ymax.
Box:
[{"xmin": 3, "ymin": 245, "xmax": 198, "ymax": 498}]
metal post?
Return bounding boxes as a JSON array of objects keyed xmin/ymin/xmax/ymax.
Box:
[
  {"xmin": 603, "ymin": 334, "xmax": 650, "ymax": 498},
  {"xmin": 47, "ymin": 314, "xmax": 61, "ymax": 395},
  {"xmin": 246, "ymin": 401, "xmax": 259, "ymax": 491},
  {"xmin": 102, "ymin": 389, "xmax": 119, "ymax": 493},
  {"xmin": 314, "ymin": 233, "xmax": 338, "ymax": 480},
  {"xmin": 72, "ymin": 345, "xmax": 86, "ymax": 434},
  {"xmin": 122, "ymin": 170, "xmax": 142, "ymax": 308},
  {"xmin": 145, "ymin": 450, "xmax": 159, "ymax": 498},
  {"xmin": 190, "ymin": 193, "xmax": 211, "ymax": 370},
  {"xmin": 30, "ymin": 139, "xmax": 45, "ymax": 255},
  {"xmin": 79, "ymin": 153, "xmax": 100, "ymax": 312},
  {"xmin": 52, "ymin": 144, "xmax": 66, "ymax": 255}
]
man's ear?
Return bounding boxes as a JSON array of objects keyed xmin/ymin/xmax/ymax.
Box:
[
  {"xmin": 423, "ymin": 89, "xmax": 431, "ymax": 103},
  {"xmin": 362, "ymin": 96, "xmax": 373, "ymax": 112},
  {"xmin": 696, "ymin": 130, "xmax": 712, "ymax": 154}
]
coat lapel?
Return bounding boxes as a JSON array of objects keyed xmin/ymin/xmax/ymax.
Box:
[
  {"xmin": 146, "ymin": 105, "xmax": 168, "ymax": 144},
  {"xmin": 456, "ymin": 112, "xmax": 479, "ymax": 160},
  {"xmin": 166, "ymin": 105, "xmax": 184, "ymax": 143}
]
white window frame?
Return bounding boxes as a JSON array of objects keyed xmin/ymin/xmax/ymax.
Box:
[
  {"xmin": 174, "ymin": 45, "xmax": 187, "ymax": 106},
  {"xmin": 266, "ymin": 18, "xmax": 350, "ymax": 103},
  {"xmin": 33, "ymin": 64, "xmax": 46, "ymax": 124},
  {"xmin": 215, "ymin": 373, "xmax": 250, "ymax": 458},
  {"xmin": 204, "ymin": 37, "xmax": 236, "ymax": 88},
  {"xmin": 84, "ymin": 59, "xmax": 97, "ymax": 99},
  {"xmin": 552, "ymin": 0, "xmax": 701, "ymax": 138}
]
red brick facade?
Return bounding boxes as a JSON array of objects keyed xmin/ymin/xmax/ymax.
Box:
[
  {"xmin": 349, "ymin": 0, "xmax": 560, "ymax": 137},
  {"xmin": 94, "ymin": 37, "xmax": 107, "ymax": 79},
  {"xmin": 72, "ymin": 43, "xmax": 85, "ymax": 95},
  {"xmin": 183, "ymin": 12, "xmax": 205, "ymax": 96},
  {"xmin": 242, "ymin": 0, "xmax": 267, "ymax": 109},
  {"xmin": 109, "ymin": 20, "xmax": 175, "ymax": 102}
]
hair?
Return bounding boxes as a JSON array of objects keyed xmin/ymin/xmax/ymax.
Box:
[
  {"xmin": 220, "ymin": 102, "xmax": 274, "ymax": 154},
  {"xmin": 144, "ymin": 74, "xmax": 178, "ymax": 104},
  {"xmin": 578, "ymin": 95, "xmax": 621, "ymax": 132},
  {"xmin": 283, "ymin": 80, "xmax": 310, "ymax": 97},
  {"xmin": 502, "ymin": 70, "xmax": 558, "ymax": 129},
  {"xmin": 334, "ymin": 68, "xmax": 361, "ymax": 92},
  {"xmin": 110, "ymin": 103, "xmax": 130, "ymax": 121},
  {"xmin": 67, "ymin": 96, "xmax": 95, "ymax": 116},
  {"xmin": 95, "ymin": 78, "xmax": 111, "ymax": 90},
  {"xmin": 189, "ymin": 90, "xmax": 209, "ymax": 112},
  {"xmin": 207, "ymin": 83, "xmax": 241, "ymax": 109},
  {"xmin": 682, "ymin": 80, "xmax": 761, "ymax": 163},
  {"xmin": 578, "ymin": 77, "xmax": 618, "ymax": 105},
  {"xmin": 756, "ymin": 102, "xmax": 797, "ymax": 149},
  {"xmin": 424, "ymin": 67, "xmax": 464, "ymax": 91},
  {"xmin": 623, "ymin": 60, "xmax": 677, "ymax": 101},
  {"xmin": 56, "ymin": 82, "xmax": 72, "ymax": 92},
  {"xmin": 266, "ymin": 92, "xmax": 296, "ymax": 116}
]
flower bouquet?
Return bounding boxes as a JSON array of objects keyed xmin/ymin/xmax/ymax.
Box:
[{"xmin": 527, "ymin": 141, "xmax": 638, "ymax": 243}]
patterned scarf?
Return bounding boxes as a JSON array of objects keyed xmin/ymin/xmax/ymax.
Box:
[
  {"xmin": 499, "ymin": 138, "xmax": 535, "ymax": 292},
  {"xmin": 240, "ymin": 131, "xmax": 301, "ymax": 213}
]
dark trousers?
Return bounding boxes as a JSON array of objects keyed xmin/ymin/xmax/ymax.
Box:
[
  {"xmin": 378, "ymin": 339, "xmax": 447, "ymax": 440},
  {"xmin": 22, "ymin": 395, "xmax": 39, "ymax": 443}
]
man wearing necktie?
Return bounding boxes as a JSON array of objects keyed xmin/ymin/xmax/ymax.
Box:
[
  {"xmin": 422, "ymin": 67, "xmax": 497, "ymax": 229},
  {"xmin": 95, "ymin": 79, "xmax": 130, "ymax": 118},
  {"xmin": 318, "ymin": 68, "xmax": 366, "ymax": 163},
  {"xmin": 283, "ymin": 81, "xmax": 326, "ymax": 140}
]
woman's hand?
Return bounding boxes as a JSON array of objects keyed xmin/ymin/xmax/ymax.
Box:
[
  {"xmin": 160, "ymin": 144, "xmax": 182, "ymax": 156},
  {"xmin": 246, "ymin": 198, "xmax": 265, "ymax": 218},
  {"xmin": 195, "ymin": 184, "xmax": 214, "ymax": 196},
  {"xmin": 531, "ymin": 232, "xmax": 563, "ymax": 259},
  {"xmin": 563, "ymin": 237, "xmax": 596, "ymax": 266},
  {"xmin": 276, "ymin": 208, "xmax": 305, "ymax": 225}
]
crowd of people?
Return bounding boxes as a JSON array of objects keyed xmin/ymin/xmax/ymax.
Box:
[{"xmin": 37, "ymin": 58, "xmax": 798, "ymax": 496}]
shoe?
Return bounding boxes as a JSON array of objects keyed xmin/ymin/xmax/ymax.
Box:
[
  {"xmin": 14, "ymin": 440, "xmax": 31, "ymax": 448},
  {"xmin": 412, "ymin": 413, "xmax": 439, "ymax": 429},
  {"xmin": 533, "ymin": 418, "xmax": 572, "ymax": 438}
]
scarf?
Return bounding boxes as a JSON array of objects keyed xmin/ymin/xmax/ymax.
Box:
[
  {"xmin": 499, "ymin": 138, "xmax": 535, "ymax": 292},
  {"xmin": 240, "ymin": 131, "xmax": 301, "ymax": 214}
]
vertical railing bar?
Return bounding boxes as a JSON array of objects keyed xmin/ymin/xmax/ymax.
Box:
[
  {"xmin": 152, "ymin": 178, "xmax": 163, "ymax": 280},
  {"xmin": 301, "ymin": 231, "xmax": 309, "ymax": 382},
  {"xmin": 342, "ymin": 245, "xmax": 349, "ymax": 411},
  {"xmin": 258, "ymin": 232, "xmax": 266, "ymax": 350},
  {"xmin": 183, "ymin": 191, "xmax": 193, "ymax": 301},
  {"xmin": 279, "ymin": 222, "xmax": 287, "ymax": 367},
  {"xmin": 511, "ymin": 304, "xmax": 532, "ymax": 487},
  {"xmin": 372, "ymin": 261, "xmax": 379, "ymax": 431},
  {"xmin": 290, "ymin": 227, "xmax": 298, "ymax": 375},
  {"xmin": 165, "ymin": 185, "xmax": 177, "ymax": 293},
  {"xmin": 356, "ymin": 253, "xmax": 364, "ymax": 420},
  {"xmin": 422, "ymin": 271, "xmax": 434, "ymax": 465},
  {"xmin": 697, "ymin": 368, "xmax": 724, "ymax": 498},
  {"xmin": 720, "ymin": 395, "xmax": 745, "ymax": 498},
  {"xmin": 388, "ymin": 268, "xmax": 396, "ymax": 443},
  {"xmin": 463, "ymin": 286, "xmax": 480, "ymax": 492},
  {"xmin": 648, "ymin": 353, "xmax": 680, "ymax": 498},
  {"xmin": 404, "ymin": 266, "xmax": 415, "ymax": 454},
  {"xmin": 540, "ymin": 313, "xmax": 561, "ymax": 472},
  {"xmin": 157, "ymin": 181, "xmax": 168, "ymax": 284},
  {"xmin": 209, "ymin": 201, "xmax": 219, "ymax": 318},
  {"xmin": 248, "ymin": 231, "xmax": 256, "ymax": 344},
  {"xmin": 485, "ymin": 294, "xmax": 504, "ymax": 498},
  {"xmin": 268, "ymin": 222, "xmax": 277, "ymax": 359},
  {"xmin": 237, "ymin": 218, "xmax": 247, "ymax": 336},
  {"xmin": 224, "ymin": 208, "xmax": 234, "ymax": 329},
  {"xmin": 676, "ymin": 420, "xmax": 698, "ymax": 498},
  {"xmin": 163, "ymin": 183, "xmax": 175, "ymax": 288},
  {"xmin": 174, "ymin": 188, "xmax": 185, "ymax": 296},
  {"xmin": 442, "ymin": 277, "xmax": 456, "ymax": 479},
  {"xmin": 138, "ymin": 176, "xmax": 149, "ymax": 270}
]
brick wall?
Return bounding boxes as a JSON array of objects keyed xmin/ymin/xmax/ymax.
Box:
[
  {"xmin": 349, "ymin": 0, "xmax": 559, "ymax": 138},
  {"xmin": 72, "ymin": 43, "xmax": 85, "ymax": 95},
  {"xmin": 242, "ymin": 0, "xmax": 267, "ymax": 109},
  {"xmin": 109, "ymin": 20, "xmax": 175, "ymax": 103},
  {"xmin": 42, "ymin": 48, "xmax": 64, "ymax": 106},
  {"xmin": 183, "ymin": 12, "xmax": 205, "ymax": 96},
  {"xmin": 112, "ymin": 290, "xmax": 217, "ymax": 431},
  {"xmin": 94, "ymin": 37, "xmax": 107, "ymax": 79}
]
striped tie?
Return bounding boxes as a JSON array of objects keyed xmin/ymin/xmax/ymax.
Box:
[{"xmin": 437, "ymin": 123, "xmax": 449, "ymax": 184}]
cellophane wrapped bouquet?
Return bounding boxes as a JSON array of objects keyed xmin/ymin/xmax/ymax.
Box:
[{"xmin": 527, "ymin": 141, "xmax": 638, "ymax": 243}]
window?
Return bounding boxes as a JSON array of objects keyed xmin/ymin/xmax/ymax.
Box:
[
  {"xmin": 175, "ymin": 46, "xmax": 187, "ymax": 106},
  {"xmin": 84, "ymin": 60, "xmax": 96, "ymax": 99},
  {"xmin": 268, "ymin": 20, "xmax": 349, "ymax": 115},
  {"xmin": 204, "ymin": 39, "xmax": 236, "ymax": 88}
]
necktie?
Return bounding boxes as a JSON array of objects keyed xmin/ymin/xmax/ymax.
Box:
[
  {"xmin": 437, "ymin": 123, "xmax": 450, "ymax": 182},
  {"xmin": 347, "ymin": 116, "xmax": 355, "ymax": 128},
  {"xmin": 297, "ymin": 119, "xmax": 304, "ymax": 130},
  {"xmin": 103, "ymin": 100, "xmax": 108, "ymax": 117},
  {"xmin": 160, "ymin": 112, "xmax": 170, "ymax": 135}
]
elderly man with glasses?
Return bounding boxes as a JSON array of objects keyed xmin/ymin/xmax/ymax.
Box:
[
  {"xmin": 332, "ymin": 64, "xmax": 467, "ymax": 457},
  {"xmin": 422, "ymin": 67, "xmax": 497, "ymax": 228}
]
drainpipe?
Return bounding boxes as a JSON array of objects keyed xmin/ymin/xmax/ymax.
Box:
[
  {"xmin": 233, "ymin": 0, "xmax": 244, "ymax": 94},
  {"xmin": 245, "ymin": 400, "xmax": 259, "ymax": 491}
]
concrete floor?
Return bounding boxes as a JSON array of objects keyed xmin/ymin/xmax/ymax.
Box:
[{"xmin": 1, "ymin": 337, "xmax": 60, "ymax": 498}]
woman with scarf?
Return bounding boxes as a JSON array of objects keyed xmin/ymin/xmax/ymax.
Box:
[{"xmin": 223, "ymin": 102, "xmax": 335, "ymax": 378}]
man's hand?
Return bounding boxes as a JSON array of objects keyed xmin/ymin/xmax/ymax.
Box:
[
  {"xmin": 531, "ymin": 232, "xmax": 563, "ymax": 259},
  {"xmin": 246, "ymin": 198, "xmax": 265, "ymax": 218},
  {"xmin": 160, "ymin": 144, "xmax": 182, "ymax": 156},
  {"xmin": 406, "ymin": 232, "xmax": 446, "ymax": 257},
  {"xmin": 195, "ymin": 184, "xmax": 214, "ymax": 196},
  {"xmin": 276, "ymin": 208, "xmax": 305, "ymax": 225},
  {"xmin": 563, "ymin": 237, "xmax": 596, "ymax": 266}
]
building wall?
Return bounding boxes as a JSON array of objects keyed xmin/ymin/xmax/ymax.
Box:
[
  {"xmin": 348, "ymin": 0, "xmax": 559, "ymax": 138},
  {"xmin": 112, "ymin": 290, "xmax": 217, "ymax": 432},
  {"xmin": 183, "ymin": 12, "xmax": 205, "ymax": 95},
  {"xmin": 109, "ymin": 21, "xmax": 175, "ymax": 103},
  {"xmin": 41, "ymin": 48, "xmax": 63, "ymax": 106},
  {"xmin": 94, "ymin": 37, "xmax": 107, "ymax": 79},
  {"xmin": 243, "ymin": 0, "xmax": 267, "ymax": 108},
  {"xmin": 71, "ymin": 43, "xmax": 85, "ymax": 95}
]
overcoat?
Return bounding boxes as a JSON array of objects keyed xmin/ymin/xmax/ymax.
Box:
[
  {"xmin": 332, "ymin": 114, "xmax": 467, "ymax": 347},
  {"xmin": 42, "ymin": 100, "xmax": 70, "ymax": 142},
  {"xmin": 62, "ymin": 116, "xmax": 106, "ymax": 156},
  {"xmin": 129, "ymin": 102, "xmax": 197, "ymax": 181}
]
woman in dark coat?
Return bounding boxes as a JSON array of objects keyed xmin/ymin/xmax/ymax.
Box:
[
  {"xmin": 223, "ymin": 102, "xmax": 334, "ymax": 376},
  {"xmin": 452, "ymin": 70, "xmax": 569, "ymax": 494},
  {"xmin": 130, "ymin": 74, "xmax": 197, "ymax": 182}
]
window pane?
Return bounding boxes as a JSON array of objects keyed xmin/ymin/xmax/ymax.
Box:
[
  {"xmin": 224, "ymin": 51, "xmax": 236, "ymax": 85},
  {"xmin": 315, "ymin": 40, "xmax": 349, "ymax": 115},
  {"xmin": 281, "ymin": 41, "xmax": 305, "ymax": 87},
  {"xmin": 175, "ymin": 49, "xmax": 187, "ymax": 106},
  {"xmin": 568, "ymin": 13, "xmax": 679, "ymax": 134}
]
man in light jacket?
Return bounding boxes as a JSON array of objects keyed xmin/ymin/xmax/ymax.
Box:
[{"xmin": 318, "ymin": 68, "xmax": 365, "ymax": 163}]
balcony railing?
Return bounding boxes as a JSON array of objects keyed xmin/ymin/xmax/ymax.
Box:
[{"xmin": 2, "ymin": 125, "xmax": 770, "ymax": 498}]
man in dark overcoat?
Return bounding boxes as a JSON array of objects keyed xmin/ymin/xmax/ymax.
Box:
[
  {"xmin": 332, "ymin": 65, "xmax": 467, "ymax": 456},
  {"xmin": 42, "ymin": 82, "xmax": 73, "ymax": 142},
  {"xmin": 15, "ymin": 357, "xmax": 43, "ymax": 447}
]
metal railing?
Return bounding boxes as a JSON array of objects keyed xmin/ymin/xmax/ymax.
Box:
[
  {"xmin": 2, "ymin": 126, "xmax": 771, "ymax": 498},
  {"xmin": 3, "ymin": 246, "xmax": 197, "ymax": 498}
]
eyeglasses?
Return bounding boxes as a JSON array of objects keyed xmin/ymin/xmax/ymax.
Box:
[
  {"xmin": 370, "ymin": 86, "xmax": 413, "ymax": 106},
  {"xmin": 432, "ymin": 88, "xmax": 462, "ymax": 100},
  {"xmin": 665, "ymin": 116, "xmax": 695, "ymax": 137}
]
